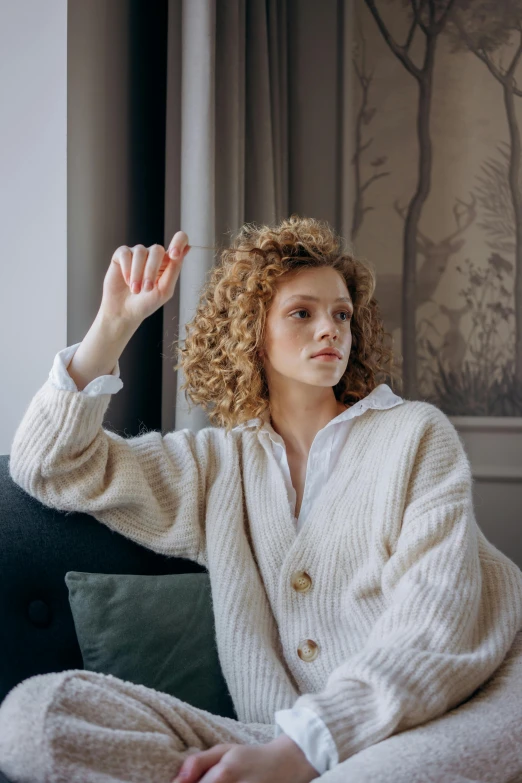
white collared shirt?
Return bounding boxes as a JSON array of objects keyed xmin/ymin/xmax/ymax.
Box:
[
  {"xmin": 231, "ymin": 385, "xmax": 404, "ymax": 535},
  {"xmin": 49, "ymin": 343, "xmax": 404, "ymax": 775}
]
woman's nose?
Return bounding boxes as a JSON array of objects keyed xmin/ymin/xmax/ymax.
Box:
[{"xmin": 317, "ymin": 319, "xmax": 339, "ymax": 335}]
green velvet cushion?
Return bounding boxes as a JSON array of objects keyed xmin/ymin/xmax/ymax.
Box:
[{"xmin": 65, "ymin": 571, "xmax": 237, "ymax": 719}]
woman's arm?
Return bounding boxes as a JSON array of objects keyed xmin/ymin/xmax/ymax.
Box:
[{"xmin": 9, "ymin": 354, "xmax": 209, "ymax": 567}]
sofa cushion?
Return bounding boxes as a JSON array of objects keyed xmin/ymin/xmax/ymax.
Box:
[{"xmin": 65, "ymin": 571, "xmax": 237, "ymax": 719}]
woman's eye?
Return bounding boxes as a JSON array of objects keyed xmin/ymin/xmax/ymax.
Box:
[{"xmin": 291, "ymin": 309, "xmax": 352, "ymax": 320}]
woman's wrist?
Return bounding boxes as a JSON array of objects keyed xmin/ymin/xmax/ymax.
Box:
[
  {"xmin": 66, "ymin": 309, "xmax": 138, "ymax": 392},
  {"xmin": 267, "ymin": 734, "xmax": 320, "ymax": 781}
]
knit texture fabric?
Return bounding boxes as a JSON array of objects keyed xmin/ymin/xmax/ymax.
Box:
[
  {"xmin": 0, "ymin": 669, "xmax": 274, "ymax": 783},
  {"xmin": 8, "ymin": 378, "xmax": 522, "ymax": 766}
]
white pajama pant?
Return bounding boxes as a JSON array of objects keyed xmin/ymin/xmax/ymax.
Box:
[{"xmin": 0, "ymin": 630, "xmax": 521, "ymax": 783}]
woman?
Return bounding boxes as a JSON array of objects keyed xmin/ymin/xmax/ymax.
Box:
[{"xmin": 1, "ymin": 216, "xmax": 521, "ymax": 783}]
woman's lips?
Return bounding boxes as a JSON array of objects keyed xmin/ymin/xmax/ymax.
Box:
[{"xmin": 311, "ymin": 354, "xmax": 340, "ymax": 361}]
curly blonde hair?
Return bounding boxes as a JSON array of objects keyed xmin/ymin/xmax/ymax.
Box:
[{"xmin": 172, "ymin": 214, "xmax": 402, "ymax": 434}]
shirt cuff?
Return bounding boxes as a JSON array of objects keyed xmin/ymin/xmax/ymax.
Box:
[
  {"xmin": 49, "ymin": 342, "xmax": 124, "ymax": 397},
  {"xmin": 274, "ymin": 706, "xmax": 339, "ymax": 775}
]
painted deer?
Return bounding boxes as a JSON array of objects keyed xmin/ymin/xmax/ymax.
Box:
[
  {"xmin": 375, "ymin": 194, "xmax": 477, "ymax": 334},
  {"xmin": 438, "ymin": 302, "xmax": 473, "ymax": 374}
]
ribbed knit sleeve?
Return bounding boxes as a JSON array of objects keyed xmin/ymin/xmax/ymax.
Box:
[
  {"xmin": 289, "ymin": 405, "xmax": 522, "ymax": 766},
  {"xmin": 9, "ymin": 379, "xmax": 209, "ymax": 567}
]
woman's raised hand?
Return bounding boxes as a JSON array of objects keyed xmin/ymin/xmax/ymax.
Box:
[{"xmin": 101, "ymin": 231, "xmax": 191, "ymax": 326}]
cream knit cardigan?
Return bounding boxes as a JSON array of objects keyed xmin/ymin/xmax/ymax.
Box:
[{"xmin": 8, "ymin": 378, "xmax": 522, "ymax": 766}]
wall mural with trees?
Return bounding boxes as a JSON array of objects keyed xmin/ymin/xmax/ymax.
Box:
[{"xmin": 353, "ymin": 0, "xmax": 522, "ymax": 415}]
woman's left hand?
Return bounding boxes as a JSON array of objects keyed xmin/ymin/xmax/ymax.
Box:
[{"xmin": 171, "ymin": 734, "xmax": 320, "ymax": 783}]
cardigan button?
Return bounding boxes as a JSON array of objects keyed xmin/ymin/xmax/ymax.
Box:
[
  {"xmin": 298, "ymin": 639, "xmax": 319, "ymax": 662},
  {"xmin": 291, "ymin": 570, "xmax": 312, "ymax": 593}
]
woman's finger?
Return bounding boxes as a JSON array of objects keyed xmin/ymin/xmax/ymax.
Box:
[
  {"xmin": 172, "ymin": 743, "xmax": 234, "ymax": 783},
  {"xmin": 168, "ymin": 230, "xmax": 189, "ymax": 256},
  {"xmin": 158, "ymin": 245, "xmax": 191, "ymax": 299},
  {"xmin": 129, "ymin": 244, "xmax": 148, "ymax": 293},
  {"xmin": 142, "ymin": 244, "xmax": 167, "ymax": 291}
]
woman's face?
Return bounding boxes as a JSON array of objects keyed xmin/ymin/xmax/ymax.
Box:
[{"xmin": 260, "ymin": 266, "xmax": 353, "ymax": 391}]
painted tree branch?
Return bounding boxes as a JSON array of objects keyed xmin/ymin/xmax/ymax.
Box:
[
  {"xmin": 411, "ymin": 0, "xmax": 430, "ymax": 37},
  {"xmin": 453, "ymin": 16, "xmax": 522, "ymax": 97},
  {"xmin": 506, "ymin": 28, "xmax": 522, "ymax": 78},
  {"xmin": 361, "ymin": 172, "xmax": 390, "ymax": 193},
  {"xmin": 453, "ymin": 17, "xmax": 507, "ymax": 83},
  {"xmin": 351, "ymin": 11, "xmax": 390, "ymax": 241},
  {"xmin": 436, "ymin": 0, "xmax": 458, "ymax": 34},
  {"xmin": 405, "ymin": 12, "xmax": 419, "ymax": 50},
  {"xmin": 364, "ymin": 0, "xmax": 422, "ymax": 79}
]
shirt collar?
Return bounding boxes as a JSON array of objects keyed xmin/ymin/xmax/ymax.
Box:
[{"xmin": 232, "ymin": 383, "xmax": 404, "ymax": 444}]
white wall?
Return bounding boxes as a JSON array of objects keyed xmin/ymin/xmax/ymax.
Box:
[{"xmin": 0, "ymin": 0, "xmax": 67, "ymax": 455}]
